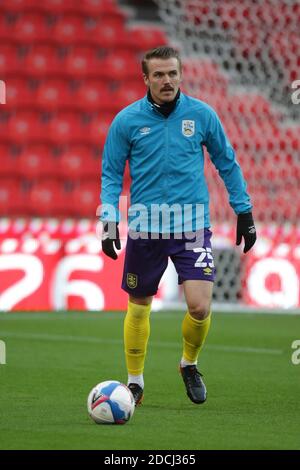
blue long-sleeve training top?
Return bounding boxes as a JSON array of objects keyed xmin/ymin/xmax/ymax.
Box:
[{"xmin": 100, "ymin": 92, "xmax": 252, "ymax": 232}]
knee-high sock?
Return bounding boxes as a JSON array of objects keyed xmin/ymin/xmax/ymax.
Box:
[
  {"xmin": 182, "ymin": 311, "xmax": 211, "ymax": 364},
  {"xmin": 124, "ymin": 301, "xmax": 151, "ymax": 376}
]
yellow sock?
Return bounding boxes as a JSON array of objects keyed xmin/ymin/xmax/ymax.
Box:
[
  {"xmin": 124, "ymin": 301, "xmax": 151, "ymax": 376},
  {"xmin": 182, "ymin": 311, "xmax": 211, "ymax": 364}
]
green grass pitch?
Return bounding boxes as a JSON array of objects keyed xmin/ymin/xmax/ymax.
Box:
[{"xmin": 0, "ymin": 311, "xmax": 299, "ymax": 450}]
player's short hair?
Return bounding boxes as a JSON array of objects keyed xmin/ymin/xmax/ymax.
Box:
[{"xmin": 142, "ymin": 46, "xmax": 182, "ymax": 76}]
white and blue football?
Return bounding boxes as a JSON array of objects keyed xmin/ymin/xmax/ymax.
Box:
[{"xmin": 87, "ymin": 380, "xmax": 135, "ymax": 424}]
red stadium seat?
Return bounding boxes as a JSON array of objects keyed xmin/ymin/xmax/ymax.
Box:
[
  {"xmin": 0, "ymin": 146, "xmax": 18, "ymax": 178},
  {"xmin": 89, "ymin": 19, "xmax": 132, "ymax": 49},
  {"xmin": 7, "ymin": 112, "xmax": 48, "ymax": 143},
  {"xmin": 48, "ymin": 112, "xmax": 83, "ymax": 144},
  {"xmin": 12, "ymin": 13, "xmax": 52, "ymax": 44},
  {"xmin": 35, "ymin": 79, "xmax": 73, "ymax": 111},
  {"xmin": 127, "ymin": 26, "xmax": 168, "ymax": 51},
  {"xmin": 0, "ymin": 44, "xmax": 23, "ymax": 77},
  {"xmin": 52, "ymin": 15, "xmax": 87, "ymax": 45},
  {"xmin": 18, "ymin": 145, "xmax": 58, "ymax": 179},
  {"xmin": 0, "ymin": 0, "xmax": 44, "ymax": 13},
  {"xmin": 65, "ymin": 47, "xmax": 102, "ymax": 78},
  {"xmin": 28, "ymin": 179, "xmax": 66, "ymax": 216},
  {"xmin": 69, "ymin": 181, "xmax": 99, "ymax": 218},
  {"xmin": 74, "ymin": 80, "xmax": 115, "ymax": 112},
  {"xmin": 114, "ymin": 82, "xmax": 146, "ymax": 108},
  {"xmin": 25, "ymin": 0, "xmax": 76, "ymax": 14},
  {"xmin": 58, "ymin": 145, "xmax": 100, "ymax": 181},
  {"xmin": 7, "ymin": 0, "xmax": 120, "ymax": 16},
  {"xmin": 101, "ymin": 52, "xmax": 140, "ymax": 80},
  {"xmin": 0, "ymin": 178, "xmax": 27, "ymax": 216},
  {"xmin": 0, "ymin": 16, "xmax": 15, "ymax": 43},
  {"xmin": 79, "ymin": 0, "xmax": 122, "ymax": 16},
  {"xmin": 85, "ymin": 113, "xmax": 114, "ymax": 147},
  {"xmin": 5, "ymin": 79, "xmax": 34, "ymax": 110},
  {"xmin": 0, "ymin": 116, "xmax": 9, "ymax": 142},
  {"xmin": 24, "ymin": 46, "xmax": 63, "ymax": 78}
]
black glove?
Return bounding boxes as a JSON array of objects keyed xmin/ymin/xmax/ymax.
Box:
[
  {"xmin": 236, "ymin": 212, "xmax": 256, "ymax": 253},
  {"xmin": 101, "ymin": 222, "xmax": 121, "ymax": 260}
]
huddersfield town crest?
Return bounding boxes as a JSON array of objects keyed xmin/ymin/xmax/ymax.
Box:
[
  {"xmin": 182, "ymin": 120, "xmax": 195, "ymax": 137},
  {"xmin": 127, "ymin": 273, "xmax": 138, "ymax": 289}
]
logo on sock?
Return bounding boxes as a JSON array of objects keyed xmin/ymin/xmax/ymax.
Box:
[{"xmin": 129, "ymin": 349, "xmax": 142, "ymax": 354}]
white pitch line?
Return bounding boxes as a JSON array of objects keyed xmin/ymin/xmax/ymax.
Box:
[{"xmin": 0, "ymin": 331, "xmax": 283, "ymax": 355}]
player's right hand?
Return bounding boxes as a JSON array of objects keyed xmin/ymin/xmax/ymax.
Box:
[{"xmin": 101, "ymin": 222, "xmax": 121, "ymax": 260}]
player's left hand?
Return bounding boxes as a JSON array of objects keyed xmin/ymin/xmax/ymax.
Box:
[
  {"xmin": 236, "ymin": 212, "xmax": 256, "ymax": 253},
  {"xmin": 101, "ymin": 222, "xmax": 121, "ymax": 260}
]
